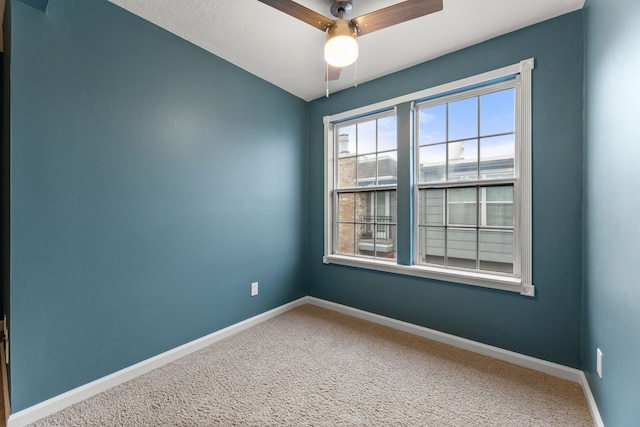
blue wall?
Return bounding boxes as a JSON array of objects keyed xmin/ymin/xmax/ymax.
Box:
[
  {"xmin": 8, "ymin": 0, "xmax": 308, "ymax": 411},
  {"xmin": 584, "ymin": 0, "xmax": 640, "ymax": 425},
  {"xmin": 308, "ymin": 12, "xmax": 584, "ymax": 368},
  {"xmin": 15, "ymin": 0, "xmax": 638, "ymax": 420}
]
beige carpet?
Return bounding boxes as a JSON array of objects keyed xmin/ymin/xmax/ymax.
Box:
[{"xmin": 31, "ymin": 304, "xmax": 593, "ymax": 426}]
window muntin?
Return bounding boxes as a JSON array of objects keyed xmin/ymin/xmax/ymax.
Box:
[{"xmin": 334, "ymin": 111, "xmax": 398, "ymax": 260}]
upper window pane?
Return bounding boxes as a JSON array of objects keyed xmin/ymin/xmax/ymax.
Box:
[
  {"xmin": 357, "ymin": 121, "xmax": 376, "ymax": 154},
  {"xmin": 480, "ymin": 88, "xmax": 515, "ymax": 136},
  {"xmin": 418, "ymin": 86, "xmax": 516, "ymax": 184},
  {"xmin": 480, "ymin": 135, "xmax": 515, "ymax": 179},
  {"xmin": 448, "ymin": 97, "xmax": 478, "ymax": 141},
  {"xmin": 378, "ymin": 115, "xmax": 397, "ymax": 152},
  {"xmin": 377, "ymin": 151, "xmax": 398, "ymax": 185},
  {"xmin": 337, "ymin": 157, "xmax": 356, "ymax": 188},
  {"xmin": 448, "ymin": 139, "xmax": 478, "ymax": 181},
  {"xmin": 419, "ymin": 104, "xmax": 447, "ymax": 145},
  {"xmin": 357, "ymin": 155, "xmax": 377, "ymax": 187},
  {"xmin": 337, "ymin": 125, "xmax": 356, "ymax": 158},
  {"xmin": 336, "ymin": 113, "xmax": 397, "ymax": 189},
  {"xmin": 418, "ymin": 144, "xmax": 446, "ymax": 183}
]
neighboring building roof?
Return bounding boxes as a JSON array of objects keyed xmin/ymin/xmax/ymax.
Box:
[
  {"xmin": 356, "ymin": 155, "xmax": 397, "ymax": 185},
  {"xmin": 351, "ymin": 154, "xmax": 514, "ymax": 187}
]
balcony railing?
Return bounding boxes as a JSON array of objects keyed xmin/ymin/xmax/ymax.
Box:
[{"xmin": 358, "ymin": 215, "xmax": 393, "ymax": 240}]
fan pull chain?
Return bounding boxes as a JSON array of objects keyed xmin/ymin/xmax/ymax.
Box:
[
  {"xmin": 326, "ymin": 62, "xmax": 330, "ymax": 97},
  {"xmin": 354, "ymin": 59, "xmax": 358, "ymax": 87}
]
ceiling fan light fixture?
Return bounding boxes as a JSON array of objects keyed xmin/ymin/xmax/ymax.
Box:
[{"xmin": 324, "ymin": 19, "xmax": 358, "ymax": 67}]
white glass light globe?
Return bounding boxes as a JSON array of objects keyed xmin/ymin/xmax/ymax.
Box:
[{"xmin": 324, "ymin": 20, "xmax": 358, "ymax": 67}]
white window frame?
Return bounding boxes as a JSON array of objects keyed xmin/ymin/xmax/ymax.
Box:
[{"xmin": 323, "ymin": 59, "xmax": 534, "ymax": 297}]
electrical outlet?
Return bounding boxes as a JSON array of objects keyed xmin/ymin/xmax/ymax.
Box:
[
  {"xmin": 251, "ymin": 282, "xmax": 259, "ymax": 297},
  {"xmin": 596, "ymin": 348, "xmax": 603, "ymax": 378}
]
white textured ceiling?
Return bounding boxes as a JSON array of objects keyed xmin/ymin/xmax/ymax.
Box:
[{"xmin": 107, "ymin": 0, "xmax": 585, "ymax": 101}]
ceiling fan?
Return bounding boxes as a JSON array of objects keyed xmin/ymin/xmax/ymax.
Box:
[{"xmin": 257, "ymin": 0, "xmax": 444, "ymax": 81}]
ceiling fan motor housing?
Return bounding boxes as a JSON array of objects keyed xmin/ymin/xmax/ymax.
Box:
[{"xmin": 330, "ymin": 0, "xmax": 353, "ymax": 18}]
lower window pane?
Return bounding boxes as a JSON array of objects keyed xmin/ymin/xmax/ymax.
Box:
[
  {"xmin": 486, "ymin": 204, "xmax": 513, "ymax": 227},
  {"xmin": 418, "ymin": 189, "xmax": 444, "ymax": 226},
  {"xmin": 447, "ymin": 228, "xmax": 477, "ymax": 269},
  {"xmin": 356, "ymin": 223, "xmax": 374, "ymax": 257},
  {"xmin": 374, "ymin": 224, "xmax": 396, "ymax": 259},
  {"xmin": 376, "ymin": 190, "xmax": 397, "ymax": 223},
  {"xmin": 448, "ymin": 187, "xmax": 477, "ymax": 226},
  {"xmin": 356, "ymin": 223, "xmax": 397, "ymax": 259},
  {"xmin": 337, "ymin": 223, "xmax": 355, "ymax": 255},
  {"xmin": 484, "ymin": 185, "xmax": 514, "ymax": 227},
  {"xmin": 479, "ymin": 230, "xmax": 514, "ymax": 273},
  {"xmin": 356, "ymin": 192, "xmax": 374, "ymax": 223},
  {"xmin": 418, "ymin": 226, "xmax": 445, "ymax": 265}
]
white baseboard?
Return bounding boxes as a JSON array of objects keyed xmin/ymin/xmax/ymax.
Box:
[
  {"xmin": 579, "ymin": 372, "xmax": 605, "ymax": 427},
  {"xmin": 8, "ymin": 296, "xmax": 604, "ymax": 427},
  {"xmin": 7, "ymin": 297, "xmax": 308, "ymax": 427},
  {"xmin": 307, "ymin": 297, "xmax": 583, "ymax": 381},
  {"xmin": 307, "ymin": 297, "xmax": 604, "ymax": 426}
]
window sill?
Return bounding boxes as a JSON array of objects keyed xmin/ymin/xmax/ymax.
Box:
[{"xmin": 322, "ymin": 254, "xmax": 534, "ymax": 297}]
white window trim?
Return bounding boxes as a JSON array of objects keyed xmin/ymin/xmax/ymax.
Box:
[{"xmin": 324, "ymin": 59, "xmax": 534, "ymax": 297}]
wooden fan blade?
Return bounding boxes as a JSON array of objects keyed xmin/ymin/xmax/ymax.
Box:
[
  {"xmin": 325, "ymin": 65, "xmax": 342, "ymax": 81},
  {"xmin": 257, "ymin": 0, "xmax": 334, "ymax": 32},
  {"xmin": 351, "ymin": 0, "xmax": 443, "ymax": 36}
]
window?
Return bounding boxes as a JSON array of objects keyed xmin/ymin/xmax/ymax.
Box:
[
  {"xmin": 416, "ymin": 84, "xmax": 517, "ymax": 275},
  {"xmin": 334, "ymin": 112, "xmax": 398, "ymax": 260},
  {"xmin": 324, "ymin": 59, "xmax": 534, "ymax": 296}
]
